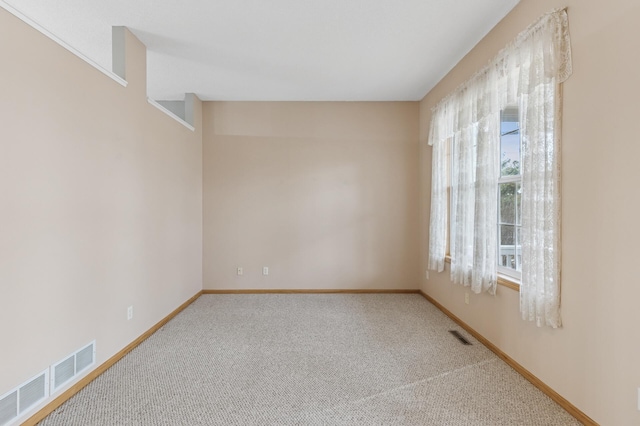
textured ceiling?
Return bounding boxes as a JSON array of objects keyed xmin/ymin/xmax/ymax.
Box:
[{"xmin": 3, "ymin": 0, "xmax": 520, "ymax": 101}]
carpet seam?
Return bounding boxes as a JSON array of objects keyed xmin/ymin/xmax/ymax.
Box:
[{"xmin": 302, "ymin": 358, "xmax": 500, "ymax": 418}]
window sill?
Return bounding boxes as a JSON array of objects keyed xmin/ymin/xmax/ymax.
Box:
[
  {"xmin": 497, "ymin": 275, "xmax": 520, "ymax": 291},
  {"xmin": 444, "ymin": 255, "xmax": 520, "ymax": 292}
]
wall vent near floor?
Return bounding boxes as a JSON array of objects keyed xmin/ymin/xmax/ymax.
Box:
[
  {"xmin": 52, "ymin": 356, "xmax": 75, "ymax": 390},
  {"xmin": 0, "ymin": 370, "xmax": 48, "ymax": 426},
  {"xmin": 0, "ymin": 391, "xmax": 17, "ymax": 426},
  {"xmin": 18, "ymin": 374, "xmax": 46, "ymax": 414},
  {"xmin": 51, "ymin": 341, "xmax": 96, "ymax": 393},
  {"xmin": 449, "ymin": 330, "xmax": 472, "ymax": 345},
  {"xmin": 75, "ymin": 342, "xmax": 94, "ymax": 373}
]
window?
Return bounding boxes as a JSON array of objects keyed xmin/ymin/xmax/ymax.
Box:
[
  {"xmin": 498, "ymin": 107, "xmax": 521, "ymax": 280},
  {"xmin": 427, "ymin": 9, "xmax": 572, "ymax": 327}
]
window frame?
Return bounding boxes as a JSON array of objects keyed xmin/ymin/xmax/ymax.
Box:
[
  {"xmin": 443, "ymin": 112, "xmax": 523, "ymax": 291},
  {"xmin": 427, "ymin": 9, "xmax": 570, "ymax": 314},
  {"xmin": 497, "ymin": 174, "xmax": 522, "ymax": 281},
  {"xmin": 497, "ymin": 108, "xmax": 522, "ymax": 283}
]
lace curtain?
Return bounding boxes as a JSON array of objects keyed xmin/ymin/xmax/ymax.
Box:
[
  {"xmin": 427, "ymin": 9, "xmax": 572, "ymax": 326},
  {"xmin": 428, "ymin": 72, "xmax": 500, "ymax": 295},
  {"xmin": 427, "ymin": 114, "xmax": 448, "ymax": 273}
]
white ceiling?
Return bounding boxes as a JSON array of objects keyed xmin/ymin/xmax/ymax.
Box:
[{"xmin": 3, "ymin": 0, "xmax": 520, "ymax": 101}]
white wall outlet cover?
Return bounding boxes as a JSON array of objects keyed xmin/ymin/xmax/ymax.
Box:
[
  {"xmin": 127, "ymin": 306, "xmax": 133, "ymax": 320},
  {"xmin": 237, "ymin": 267, "xmax": 243, "ymax": 276},
  {"xmin": 263, "ymin": 267, "xmax": 269, "ymax": 275}
]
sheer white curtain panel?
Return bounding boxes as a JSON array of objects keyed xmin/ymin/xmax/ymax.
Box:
[
  {"xmin": 429, "ymin": 73, "xmax": 500, "ymax": 295},
  {"xmin": 515, "ymin": 10, "xmax": 572, "ymax": 328},
  {"xmin": 427, "ymin": 118, "xmax": 448, "ymax": 273}
]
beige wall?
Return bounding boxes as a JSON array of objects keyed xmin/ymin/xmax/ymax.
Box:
[
  {"xmin": 203, "ymin": 102, "xmax": 419, "ymax": 290},
  {"xmin": 4, "ymin": 0, "xmax": 636, "ymax": 423},
  {"xmin": 419, "ymin": 0, "xmax": 640, "ymax": 424},
  {"xmin": 0, "ymin": 8, "xmax": 202, "ymax": 411}
]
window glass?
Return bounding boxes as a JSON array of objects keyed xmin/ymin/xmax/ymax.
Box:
[
  {"xmin": 499, "ymin": 182, "xmax": 517, "ymax": 224},
  {"xmin": 498, "ymin": 108, "xmax": 522, "ymax": 276},
  {"xmin": 500, "ymin": 112, "xmax": 520, "ymax": 177}
]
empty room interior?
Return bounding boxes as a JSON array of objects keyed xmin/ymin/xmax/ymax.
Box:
[{"xmin": 1, "ymin": 0, "xmax": 638, "ymax": 425}]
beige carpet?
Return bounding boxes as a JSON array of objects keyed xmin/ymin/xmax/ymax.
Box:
[{"xmin": 39, "ymin": 294, "xmax": 580, "ymax": 425}]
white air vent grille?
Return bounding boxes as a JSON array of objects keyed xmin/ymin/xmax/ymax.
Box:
[
  {"xmin": 75, "ymin": 343, "xmax": 94, "ymax": 373},
  {"xmin": 51, "ymin": 341, "xmax": 96, "ymax": 393},
  {"xmin": 18, "ymin": 375, "xmax": 45, "ymax": 414},
  {"xmin": 0, "ymin": 391, "xmax": 17, "ymax": 426},
  {"xmin": 53, "ymin": 356, "xmax": 75, "ymax": 390},
  {"xmin": 0, "ymin": 370, "xmax": 48, "ymax": 426}
]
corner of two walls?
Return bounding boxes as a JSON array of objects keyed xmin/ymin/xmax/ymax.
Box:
[
  {"xmin": 1, "ymin": 7, "xmax": 423, "ymax": 419},
  {"xmin": 0, "ymin": 7, "xmax": 202, "ymax": 418}
]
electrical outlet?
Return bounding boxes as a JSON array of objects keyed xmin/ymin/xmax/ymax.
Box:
[
  {"xmin": 127, "ymin": 306, "xmax": 133, "ymax": 320},
  {"xmin": 425, "ymin": 270, "xmax": 429, "ymax": 280},
  {"xmin": 263, "ymin": 266, "xmax": 269, "ymax": 276},
  {"xmin": 237, "ymin": 267, "xmax": 243, "ymax": 276},
  {"xmin": 464, "ymin": 292, "xmax": 470, "ymax": 305}
]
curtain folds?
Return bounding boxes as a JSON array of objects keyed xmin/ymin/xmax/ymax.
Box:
[
  {"xmin": 517, "ymin": 10, "xmax": 571, "ymax": 328},
  {"xmin": 427, "ymin": 122, "xmax": 448, "ymax": 273},
  {"xmin": 427, "ymin": 9, "xmax": 571, "ymax": 326}
]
